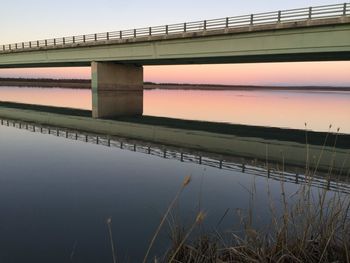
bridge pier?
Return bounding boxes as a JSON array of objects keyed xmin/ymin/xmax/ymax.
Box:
[{"xmin": 91, "ymin": 62, "xmax": 143, "ymax": 118}]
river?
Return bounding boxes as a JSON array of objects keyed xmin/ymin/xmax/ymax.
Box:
[
  {"xmin": 0, "ymin": 86, "xmax": 349, "ymax": 133},
  {"xmin": 0, "ymin": 86, "xmax": 349, "ymax": 262}
]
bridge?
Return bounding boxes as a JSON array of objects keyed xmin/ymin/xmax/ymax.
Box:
[{"xmin": 0, "ymin": 3, "xmax": 349, "ymax": 118}]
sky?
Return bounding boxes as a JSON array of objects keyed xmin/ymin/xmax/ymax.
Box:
[{"xmin": 0, "ymin": 0, "xmax": 349, "ymax": 86}]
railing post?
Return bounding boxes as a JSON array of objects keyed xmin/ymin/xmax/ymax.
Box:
[
  {"xmin": 15, "ymin": 43, "xmax": 17, "ymax": 49},
  {"xmin": 149, "ymin": 27, "xmax": 152, "ymax": 36},
  {"xmin": 120, "ymin": 31, "xmax": 122, "ymax": 39},
  {"xmin": 134, "ymin": 29, "xmax": 136, "ymax": 38},
  {"xmin": 73, "ymin": 36, "xmax": 75, "ymax": 43},
  {"xmin": 204, "ymin": 20, "xmax": 207, "ymax": 30},
  {"xmin": 106, "ymin": 32, "xmax": 109, "ymax": 40},
  {"xmin": 308, "ymin": 7, "xmax": 312, "ymax": 19},
  {"xmin": 53, "ymin": 39, "xmax": 56, "ymax": 46},
  {"xmin": 22, "ymin": 43, "xmax": 24, "ymax": 49},
  {"xmin": 225, "ymin": 17, "xmax": 229, "ymax": 28},
  {"xmin": 94, "ymin": 34, "xmax": 97, "ymax": 41},
  {"xmin": 83, "ymin": 35, "xmax": 86, "ymax": 42},
  {"xmin": 45, "ymin": 40, "xmax": 47, "ymax": 46},
  {"xmin": 184, "ymin": 22, "xmax": 187, "ymax": 32},
  {"xmin": 344, "ymin": 3, "xmax": 347, "ymax": 16},
  {"xmin": 2, "ymin": 45, "xmax": 4, "ymax": 51},
  {"xmin": 250, "ymin": 14, "xmax": 254, "ymax": 25},
  {"xmin": 278, "ymin": 10, "xmax": 281, "ymax": 22},
  {"xmin": 63, "ymin": 38, "xmax": 65, "ymax": 45},
  {"xmin": 165, "ymin": 25, "xmax": 168, "ymax": 34},
  {"xmin": 29, "ymin": 42, "xmax": 32, "ymax": 48},
  {"xmin": 37, "ymin": 40, "xmax": 39, "ymax": 47}
]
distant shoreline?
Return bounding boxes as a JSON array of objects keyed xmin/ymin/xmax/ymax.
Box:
[{"xmin": 0, "ymin": 78, "xmax": 350, "ymax": 91}]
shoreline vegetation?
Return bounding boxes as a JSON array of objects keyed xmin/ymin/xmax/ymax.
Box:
[
  {"xmin": 143, "ymin": 124, "xmax": 350, "ymax": 262},
  {"xmin": 147, "ymin": 127, "xmax": 350, "ymax": 262},
  {"xmin": 1, "ymin": 77, "xmax": 350, "ymax": 91},
  {"xmin": 151, "ymin": 173, "xmax": 350, "ymax": 262}
]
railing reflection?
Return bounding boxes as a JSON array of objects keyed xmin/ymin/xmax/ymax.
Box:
[{"xmin": 1, "ymin": 118, "xmax": 349, "ymax": 193}]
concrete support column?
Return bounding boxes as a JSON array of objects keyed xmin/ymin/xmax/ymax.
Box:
[{"xmin": 91, "ymin": 62, "xmax": 143, "ymax": 118}]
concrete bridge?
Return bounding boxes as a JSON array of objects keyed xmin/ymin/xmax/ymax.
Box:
[{"xmin": 0, "ymin": 3, "xmax": 349, "ymax": 118}]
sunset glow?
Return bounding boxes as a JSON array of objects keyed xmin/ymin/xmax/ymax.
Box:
[
  {"xmin": 1, "ymin": 0, "xmax": 350, "ymax": 261},
  {"xmin": 1, "ymin": 61, "xmax": 350, "ymax": 86}
]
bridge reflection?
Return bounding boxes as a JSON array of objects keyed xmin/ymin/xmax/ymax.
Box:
[{"xmin": 1, "ymin": 117, "xmax": 349, "ymax": 194}]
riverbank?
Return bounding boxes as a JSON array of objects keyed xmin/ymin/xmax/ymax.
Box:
[{"xmin": 1, "ymin": 78, "xmax": 350, "ymax": 91}]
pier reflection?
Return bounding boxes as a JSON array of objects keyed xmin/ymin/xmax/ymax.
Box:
[{"xmin": 1, "ymin": 118, "xmax": 349, "ymax": 194}]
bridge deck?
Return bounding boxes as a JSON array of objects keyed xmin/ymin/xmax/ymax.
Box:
[
  {"xmin": 0, "ymin": 17, "xmax": 349, "ymax": 56},
  {"xmin": 0, "ymin": 3, "xmax": 349, "ymax": 55}
]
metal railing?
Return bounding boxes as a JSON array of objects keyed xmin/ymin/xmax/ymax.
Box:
[
  {"xmin": 0, "ymin": 3, "xmax": 349, "ymax": 53},
  {"xmin": 1, "ymin": 118, "xmax": 350, "ymax": 194}
]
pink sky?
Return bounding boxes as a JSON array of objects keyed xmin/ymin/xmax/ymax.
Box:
[{"xmin": 0, "ymin": 61, "xmax": 349, "ymax": 86}]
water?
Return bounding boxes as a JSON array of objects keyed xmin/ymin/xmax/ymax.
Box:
[
  {"xmin": 0, "ymin": 86, "xmax": 349, "ymax": 262},
  {"xmin": 0, "ymin": 122, "xmax": 305, "ymax": 262},
  {"xmin": 0, "ymin": 86, "xmax": 350, "ymax": 133}
]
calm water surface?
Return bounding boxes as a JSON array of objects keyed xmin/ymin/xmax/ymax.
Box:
[
  {"xmin": 0, "ymin": 86, "xmax": 349, "ymax": 133},
  {"xmin": 0, "ymin": 124, "xmax": 301, "ymax": 262},
  {"xmin": 0, "ymin": 86, "xmax": 349, "ymax": 262}
]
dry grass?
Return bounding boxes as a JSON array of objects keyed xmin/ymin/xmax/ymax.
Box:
[
  {"xmin": 143, "ymin": 176, "xmax": 192, "ymax": 263},
  {"xmin": 154, "ymin": 177, "xmax": 350, "ymax": 263},
  {"xmin": 149, "ymin": 126, "xmax": 350, "ymax": 263}
]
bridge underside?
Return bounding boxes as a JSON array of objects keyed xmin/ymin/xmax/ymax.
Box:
[
  {"xmin": 0, "ymin": 51, "xmax": 350, "ymax": 68},
  {"xmin": 1, "ymin": 20, "xmax": 350, "ymax": 117}
]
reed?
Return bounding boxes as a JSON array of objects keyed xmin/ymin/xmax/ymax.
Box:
[
  {"xmin": 107, "ymin": 217, "xmax": 118, "ymax": 263},
  {"xmin": 143, "ymin": 175, "xmax": 192, "ymax": 263},
  {"xmin": 157, "ymin": 181, "xmax": 350, "ymax": 262},
  {"xmin": 151, "ymin": 126, "xmax": 350, "ymax": 262}
]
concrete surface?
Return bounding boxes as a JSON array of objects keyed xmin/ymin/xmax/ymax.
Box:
[{"xmin": 91, "ymin": 62, "xmax": 143, "ymax": 118}]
